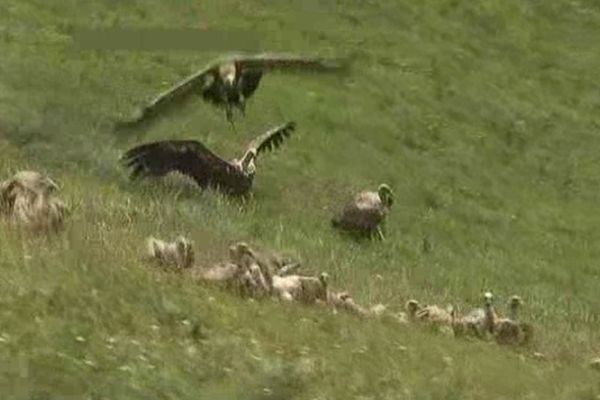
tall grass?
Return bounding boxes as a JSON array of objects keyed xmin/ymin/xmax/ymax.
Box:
[{"xmin": 0, "ymin": 0, "xmax": 599, "ymax": 398}]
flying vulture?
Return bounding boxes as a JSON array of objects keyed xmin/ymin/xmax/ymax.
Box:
[
  {"xmin": 331, "ymin": 184, "xmax": 394, "ymax": 240},
  {"xmin": 117, "ymin": 53, "xmax": 346, "ymax": 129},
  {"xmin": 121, "ymin": 121, "xmax": 296, "ymax": 196}
]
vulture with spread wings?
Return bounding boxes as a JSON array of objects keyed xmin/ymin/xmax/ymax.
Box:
[
  {"xmin": 121, "ymin": 121, "xmax": 296, "ymax": 196},
  {"xmin": 116, "ymin": 53, "xmax": 346, "ymax": 129}
]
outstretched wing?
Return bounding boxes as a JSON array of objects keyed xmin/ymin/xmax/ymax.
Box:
[
  {"xmin": 245, "ymin": 121, "xmax": 297, "ymax": 156},
  {"xmin": 232, "ymin": 53, "xmax": 348, "ymax": 100},
  {"xmin": 117, "ymin": 62, "xmax": 220, "ymax": 128},
  {"xmin": 238, "ymin": 68, "xmax": 264, "ymax": 99},
  {"xmin": 121, "ymin": 139, "xmax": 239, "ymax": 188},
  {"xmin": 232, "ymin": 53, "xmax": 349, "ymax": 73}
]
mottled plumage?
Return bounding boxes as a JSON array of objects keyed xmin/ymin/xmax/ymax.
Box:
[
  {"xmin": 414, "ymin": 304, "xmax": 452, "ymax": 325},
  {"xmin": 228, "ymin": 241, "xmax": 300, "ymax": 277},
  {"xmin": 272, "ymin": 272, "xmax": 329, "ymax": 303},
  {"xmin": 121, "ymin": 121, "xmax": 296, "ymax": 196},
  {"xmin": 332, "ymin": 184, "xmax": 394, "ymax": 239},
  {"xmin": 117, "ymin": 53, "xmax": 346, "ymax": 128},
  {"xmin": 145, "ymin": 236, "xmax": 195, "ymax": 269},
  {"xmin": 0, "ymin": 170, "xmax": 68, "ymax": 233},
  {"xmin": 451, "ymin": 292, "xmax": 497, "ymax": 338},
  {"xmin": 494, "ymin": 296, "xmax": 533, "ymax": 345},
  {"xmin": 323, "ymin": 291, "xmax": 371, "ymax": 317}
]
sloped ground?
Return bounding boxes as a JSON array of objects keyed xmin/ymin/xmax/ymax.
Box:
[{"xmin": 0, "ymin": 0, "xmax": 599, "ymax": 398}]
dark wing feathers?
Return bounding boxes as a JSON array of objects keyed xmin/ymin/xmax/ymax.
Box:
[
  {"xmin": 233, "ymin": 54, "xmax": 347, "ymax": 99},
  {"xmin": 115, "ymin": 53, "xmax": 347, "ymax": 129},
  {"xmin": 239, "ymin": 69, "xmax": 263, "ymax": 99},
  {"xmin": 121, "ymin": 139, "xmax": 233, "ymax": 185},
  {"xmin": 233, "ymin": 54, "xmax": 348, "ymax": 73},
  {"xmin": 246, "ymin": 122, "xmax": 296, "ymax": 156}
]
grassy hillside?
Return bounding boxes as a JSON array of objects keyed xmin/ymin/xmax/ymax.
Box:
[{"xmin": 1, "ymin": 0, "xmax": 600, "ymax": 398}]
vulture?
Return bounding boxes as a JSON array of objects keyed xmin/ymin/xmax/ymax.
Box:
[
  {"xmin": 117, "ymin": 53, "xmax": 346, "ymax": 129},
  {"xmin": 323, "ymin": 291, "xmax": 371, "ymax": 318},
  {"xmin": 271, "ymin": 272, "xmax": 329, "ymax": 303},
  {"xmin": 410, "ymin": 300, "xmax": 454, "ymax": 325},
  {"xmin": 406, "ymin": 299, "xmax": 421, "ymax": 320},
  {"xmin": 228, "ymin": 241, "xmax": 301, "ymax": 278},
  {"xmin": 493, "ymin": 295, "xmax": 533, "ymax": 345},
  {"xmin": 331, "ymin": 184, "xmax": 394, "ymax": 240},
  {"xmin": 0, "ymin": 170, "xmax": 68, "ymax": 233},
  {"xmin": 452, "ymin": 292, "xmax": 497, "ymax": 338},
  {"xmin": 121, "ymin": 121, "xmax": 296, "ymax": 196},
  {"xmin": 145, "ymin": 235, "xmax": 195, "ymax": 269}
]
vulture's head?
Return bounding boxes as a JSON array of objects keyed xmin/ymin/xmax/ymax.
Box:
[
  {"xmin": 219, "ymin": 62, "xmax": 237, "ymax": 87},
  {"xmin": 318, "ymin": 272, "xmax": 329, "ymax": 288},
  {"xmin": 229, "ymin": 241, "xmax": 256, "ymax": 265},
  {"xmin": 484, "ymin": 292, "xmax": 494, "ymax": 308},
  {"xmin": 406, "ymin": 299, "xmax": 420, "ymax": 317},
  {"xmin": 240, "ymin": 149, "xmax": 257, "ymax": 177},
  {"xmin": 509, "ymin": 295, "xmax": 523, "ymax": 317},
  {"xmin": 377, "ymin": 183, "xmax": 394, "ymax": 208},
  {"xmin": 509, "ymin": 295, "xmax": 522, "ymax": 308}
]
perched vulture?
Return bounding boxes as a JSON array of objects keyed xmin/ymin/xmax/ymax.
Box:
[
  {"xmin": 480, "ymin": 291, "xmax": 498, "ymax": 335},
  {"xmin": 331, "ymin": 183, "xmax": 394, "ymax": 240},
  {"xmin": 227, "ymin": 242, "xmax": 273, "ymax": 297},
  {"xmin": 452, "ymin": 292, "xmax": 497, "ymax": 338},
  {"xmin": 117, "ymin": 53, "xmax": 346, "ymax": 129},
  {"xmin": 145, "ymin": 235, "xmax": 195, "ymax": 269},
  {"xmin": 271, "ymin": 272, "xmax": 329, "ymax": 303},
  {"xmin": 323, "ymin": 291, "xmax": 370, "ymax": 317},
  {"xmin": 228, "ymin": 241, "xmax": 301, "ymax": 276},
  {"xmin": 409, "ymin": 302, "xmax": 452, "ymax": 325},
  {"xmin": 121, "ymin": 121, "xmax": 296, "ymax": 196},
  {"xmin": 193, "ymin": 261, "xmax": 262, "ymax": 298},
  {"xmin": 494, "ymin": 295, "xmax": 533, "ymax": 345},
  {"xmin": 0, "ymin": 170, "xmax": 68, "ymax": 233},
  {"xmin": 405, "ymin": 299, "xmax": 421, "ymax": 320}
]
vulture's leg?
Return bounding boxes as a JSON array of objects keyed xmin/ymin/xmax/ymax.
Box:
[
  {"xmin": 227, "ymin": 113, "xmax": 238, "ymax": 134},
  {"xmin": 238, "ymin": 95, "xmax": 246, "ymax": 117},
  {"xmin": 229, "ymin": 119, "xmax": 237, "ymax": 134},
  {"xmin": 376, "ymin": 226, "xmax": 385, "ymax": 241},
  {"xmin": 225, "ymin": 104, "xmax": 236, "ymax": 132}
]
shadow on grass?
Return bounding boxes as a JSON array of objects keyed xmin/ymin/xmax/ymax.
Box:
[
  {"xmin": 115, "ymin": 173, "xmax": 257, "ymax": 211},
  {"xmin": 330, "ymin": 224, "xmax": 385, "ymax": 244}
]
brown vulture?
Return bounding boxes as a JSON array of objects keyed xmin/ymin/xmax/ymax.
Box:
[
  {"xmin": 117, "ymin": 53, "xmax": 346, "ymax": 129},
  {"xmin": 0, "ymin": 170, "xmax": 69, "ymax": 233},
  {"xmin": 331, "ymin": 184, "xmax": 394, "ymax": 240},
  {"xmin": 121, "ymin": 121, "xmax": 296, "ymax": 196},
  {"xmin": 493, "ymin": 295, "xmax": 533, "ymax": 345}
]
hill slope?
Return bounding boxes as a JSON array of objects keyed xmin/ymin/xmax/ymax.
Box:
[{"xmin": 1, "ymin": 0, "xmax": 600, "ymax": 398}]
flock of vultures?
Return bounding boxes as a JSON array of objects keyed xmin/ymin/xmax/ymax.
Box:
[{"xmin": 1, "ymin": 53, "xmax": 540, "ymax": 353}]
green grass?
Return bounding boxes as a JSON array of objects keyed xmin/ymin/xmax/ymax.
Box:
[{"xmin": 1, "ymin": 0, "xmax": 600, "ymax": 398}]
